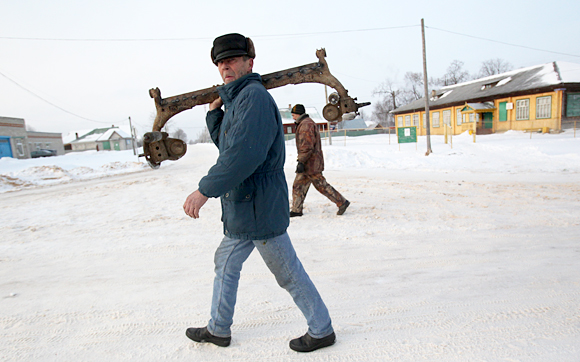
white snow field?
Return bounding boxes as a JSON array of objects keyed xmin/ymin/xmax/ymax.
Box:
[{"xmin": 1, "ymin": 130, "xmax": 579, "ymax": 361}]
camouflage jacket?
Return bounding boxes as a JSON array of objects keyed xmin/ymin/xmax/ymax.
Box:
[{"xmin": 295, "ymin": 114, "xmax": 324, "ymax": 174}]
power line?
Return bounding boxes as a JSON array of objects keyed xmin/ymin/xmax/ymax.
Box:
[
  {"xmin": 0, "ymin": 69, "xmax": 115, "ymax": 124},
  {"xmin": 427, "ymin": 26, "xmax": 580, "ymax": 58}
]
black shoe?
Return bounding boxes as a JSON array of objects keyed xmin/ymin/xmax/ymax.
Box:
[
  {"xmin": 289, "ymin": 332, "xmax": 336, "ymax": 352},
  {"xmin": 337, "ymin": 200, "xmax": 350, "ymax": 215},
  {"xmin": 185, "ymin": 327, "xmax": 231, "ymax": 347},
  {"xmin": 290, "ymin": 211, "xmax": 303, "ymax": 217}
]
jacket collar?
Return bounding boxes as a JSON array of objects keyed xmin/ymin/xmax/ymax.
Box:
[
  {"xmin": 295, "ymin": 113, "xmax": 310, "ymax": 124},
  {"xmin": 218, "ymin": 73, "xmax": 262, "ymax": 106}
]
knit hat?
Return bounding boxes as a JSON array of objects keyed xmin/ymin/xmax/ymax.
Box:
[
  {"xmin": 291, "ymin": 104, "xmax": 305, "ymax": 115},
  {"xmin": 211, "ymin": 33, "xmax": 255, "ymax": 65}
]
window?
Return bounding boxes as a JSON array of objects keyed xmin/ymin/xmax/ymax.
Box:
[
  {"xmin": 516, "ymin": 99, "xmax": 530, "ymax": 120},
  {"xmin": 442, "ymin": 110, "xmax": 451, "ymax": 126},
  {"xmin": 413, "ymin": 114, "xmax": 419, "ymax": 126},
  {"xmin": 405, "ymin": 115, "xmax": 411, "ymax": 126},
  {"xmin": 567, "ymin": 93, "xmax": 580, "ymax": 117},
  {"xmin": 469, "ymin": 113, "xmax": 475, "ymax": 123},
  {"xmin": 536, "ymin": 96, "xmax": 551, "ymax": 119},
  {"xmin": 16, "ymin": 141, "xmax": 24, "ymax": 156},
  {"xmin": 432, "ymin": 112, "xmax": 440, "ymax": 127},
  {"xmin": 287, "ymin": 126, "xmax": 292, "ymax": 133},
  {"xmin": 397, "ymin": 116, "xmax": 403, "ymax": 127},
  {"xmin": 456, "ymin": 108, "xmax": 462, "ymax": 125}
]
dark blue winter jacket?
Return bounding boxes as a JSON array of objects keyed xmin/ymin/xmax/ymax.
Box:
[{"xmin": 198, "ymin": 73, "xmax": 289, "ymax": 240}]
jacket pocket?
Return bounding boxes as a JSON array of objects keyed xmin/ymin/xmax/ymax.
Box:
[
  {"xmin": 222, "ymin": 181, "xmax": 257, "ymax": 233},
  {"xmin": 224, "ymin": 182, "xmax": 254, "ymax": 202}
]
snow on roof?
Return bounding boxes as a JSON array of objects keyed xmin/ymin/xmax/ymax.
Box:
[
  {"xmin": 463, "ymin": 102, "xmax": 496, "ymax": 111},
  {"xmin": 341, "ymin": 118, "xmax": 368, "ymax": 129},
  {"xmin": 557, "ymin": 61, "xmax": 580, "ymax": 83},
  {"xmin": 62, "ymin": 129, "xmax": 94, "ymax": 144},
  {"xmin": 69, "ymin": 127, "xmax": 132, "ymax": 144},
  {"xmin": 280, "ymin": 107, "xmax": 326, "ymax": 123}
]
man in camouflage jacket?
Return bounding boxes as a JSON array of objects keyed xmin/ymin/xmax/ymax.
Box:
[{"xmin": 290, "ymin": 104, "xmax": 350, "ymax": 217}]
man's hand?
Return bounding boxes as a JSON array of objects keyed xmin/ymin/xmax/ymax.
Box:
[
  {"xmin": 209, "ymin": 97, "xmax": 223, "ymax": 111},
  {"xmin": 183, "ymin": 190, "xmax": 209, "ymax": 219},
  {"xmin": 295, "ymin": 161, "xmax": 305, "ymax": 173}
]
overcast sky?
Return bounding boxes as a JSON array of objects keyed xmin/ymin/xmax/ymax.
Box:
[{"xmin": 1, "ymin": 0, "xmax": 579, "ymax": 139}]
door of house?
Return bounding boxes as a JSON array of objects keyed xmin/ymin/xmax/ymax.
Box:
[
  {"xmin": 102, "ymin": 141, "xmax": 111, "ymax": 150},
  {"xmin": 114, "ymin": 142, "xmax": 120, "ymax": 151},
  {"xmin": 0, "ymin": 137, "xmax": 13, "ymax": 158},
  {"xmin": 483, "ymin": 113, "xmax": 493, "ymax": 129},
  {"xmin": 499, "ymin": 102, "xmax": 508, "ymax": 122}
]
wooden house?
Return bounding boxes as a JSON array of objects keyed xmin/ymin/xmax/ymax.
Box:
[{"xmin": 391, "ymin": 61, "xmax": 580, "ymax": 135}]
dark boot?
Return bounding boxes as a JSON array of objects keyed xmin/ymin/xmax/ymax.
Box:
[
  {"xmin": 337, "ymin": 200, "xmax": 350, "ymax": 215},
  {"xmin": 185, "ymin": 327, "xmax": 231, "ymax": 347},
  {"xmin": 290, "ymin": 211, "xmax": 303, "ymax": 217},
  {"xmin": 289, "ymin": 332, "xmax": 336, "ymax": 352}
]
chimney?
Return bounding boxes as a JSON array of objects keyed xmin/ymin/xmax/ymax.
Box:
[
  {"xmin": 431, "ymin": 90, "xmax": 436, "ymax": 98},
  {"xmin": 75, "ymin": 132, "xmax": 79, "ymax": 139}
]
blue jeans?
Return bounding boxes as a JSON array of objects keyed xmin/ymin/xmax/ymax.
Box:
[{"xmin": 207, "ymin": 232, "xmax": 333, "ymax": 339}]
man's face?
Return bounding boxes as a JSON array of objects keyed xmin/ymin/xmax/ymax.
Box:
[
  {"xmin": 292, "ymin": 113, "xmax": 299, "ymax": 120},
  {"xmin": 217, "ymin": 56, "xmax": 253, "ymax": 84}
]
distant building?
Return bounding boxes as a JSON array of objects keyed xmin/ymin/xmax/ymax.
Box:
[
  {"xmin": 64, "ymin": 126, "xmax": 134, "ymax": 152},
  {"xmin": 280, "ymin": 107, "xmax": 328, "ymax": 134},
  {"xmin": 0, "ymin": 116, "xmax": 64, "ymax": 159},
  {"xmin": 392, "ymin": 61, "xmax": 580, "ymax": 135},
  {"xmin": 338, "ymin": 118, "xmax": 368, "ymax": 130}
]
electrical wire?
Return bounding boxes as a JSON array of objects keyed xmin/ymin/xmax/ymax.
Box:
[
  {"xmin": 427, "ymin": 26, "xmax": 580, "ymax": 58},
  {"xmin": 0, "ymin": 69, "xmax": 116, "ymax": 124}
]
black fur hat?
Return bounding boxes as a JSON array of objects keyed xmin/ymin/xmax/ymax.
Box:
[
  {"xmin": 211, "ymin": 33, "xmax": 255, "ymax": 65},
  {"xmin": 291, "ymin": 104, "xmax": 306, "ymax": 115}
]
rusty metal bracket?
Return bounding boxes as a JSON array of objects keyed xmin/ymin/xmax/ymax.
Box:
[
  {"xmin": 144, "ymin": 49, "xmax": 370, "ymax": 167},
  {"xmin": 141, "ymin": 131, "xmax": 187, "ymax": 169}
]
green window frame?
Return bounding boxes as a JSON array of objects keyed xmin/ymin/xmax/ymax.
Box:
[
  {"xmin": 536, "ymin": 96, "xmax": 551, "ymax": 119},
  {"xmin": 566, "ymin": 93, "xmax": 580, "ymax": 117},
  {"xmin": 516, "ymin": 99, "xmax": 530, "ymax": 120}
]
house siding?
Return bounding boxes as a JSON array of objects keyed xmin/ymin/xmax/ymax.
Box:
[{"xmin": 394, "ymin": 88, "xmax": 573, "ymax": 136}]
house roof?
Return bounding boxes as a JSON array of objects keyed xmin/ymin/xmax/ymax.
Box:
[
  {"xmin": 341, "ymin": 118, "xmax": 368, "ymax": 129},
  {"xmin": 392, "ymin": 61, "xmax": 580, "ymax": 114},
  {"xmin": 67, "ymin": 127, "xmax": 132, "ymax": 144},
  {"xmin": 280, "ymin": 107, "xmax": 326, "ymax": 124},
  {"xmin": 461, "ymin": 102, "xmax": 496, "ymax": 112},
  {"xmin": 63, "ymin": 126, "xmax": 132, "ymax": 144}
]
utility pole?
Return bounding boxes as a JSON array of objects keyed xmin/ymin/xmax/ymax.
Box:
[
  {"xmin": 128, "ymin": 116, "xmax": 137, "ymax": 156},
  {"xmin": 421, "ymin": 18, "xmax": 433, "ymax": 156}
]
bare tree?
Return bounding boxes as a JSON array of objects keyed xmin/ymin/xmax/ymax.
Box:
[
  {"xmin": 172, "ymin": 128, "xmax": 188, "ymax": 143},
  {"xmin": 437, "ymin": 60, "xmax": 470, "ymax": 86},
  {"xmin": 192, "ymin": 126, "xmax": 212, "ymax": 144},
  {"xmin": 372, "ymin": 78, "xmax": 405, "ymax": 127},
  {"xmin": 478, "ymin": 58, "xmax": 513, "ymax": 77},
  {"xmin": 403, "ymin": 71, "xmax": 425, "ymax": 101}
]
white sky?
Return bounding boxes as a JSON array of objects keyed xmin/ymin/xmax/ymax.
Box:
[{"xmin": 1, "ymin": 0, "xmax": 580, "ymax": 139}]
